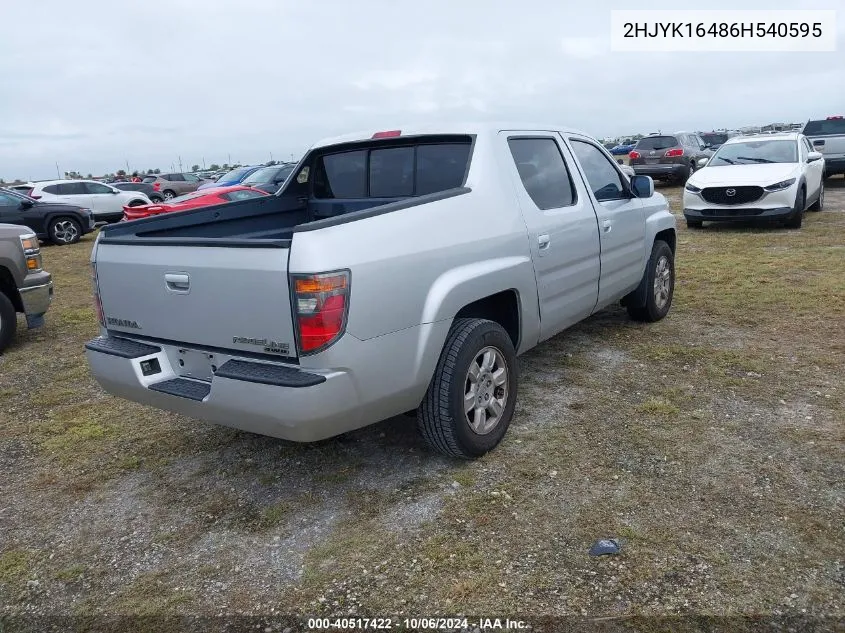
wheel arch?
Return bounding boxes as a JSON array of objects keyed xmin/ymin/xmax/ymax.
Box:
[{"xmin": 0, "ymin": 266, "xmax": 23, "ymax": 312}]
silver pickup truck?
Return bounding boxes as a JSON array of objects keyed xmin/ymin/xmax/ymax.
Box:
[
  {"xmin": 0, "ymin": 224, "xmax": 53, "ymax": 351},
  {"xmin": 85, "ymin": 124, "xmax": 676, "ymax": 458},
  {"xmin": 802, "ymin": 116, "xmax": 845, "ymax": 177}
]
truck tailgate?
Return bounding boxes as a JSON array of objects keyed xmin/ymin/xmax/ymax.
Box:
[{"xmin": 95, "ymin": 243, "xmax": 296, "ymax": 358}]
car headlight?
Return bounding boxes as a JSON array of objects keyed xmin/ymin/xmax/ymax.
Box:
[
  {"xmin": 19, "ymin": 234, "xmax": 42, "ymax": 272},
  {"xmin": 684, "ymin": 183, "xmax": 702, "ymax": 193},
  {"xmin": 764, "ymin": 178, "xmax": 796, "ymax": 192}
]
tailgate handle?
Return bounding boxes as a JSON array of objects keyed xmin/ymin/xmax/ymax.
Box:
[{"xmin": 164, "ymin": 273, "xmax": 190, "ymax": 292}]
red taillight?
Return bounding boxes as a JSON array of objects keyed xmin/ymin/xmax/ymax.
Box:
[
  {"xmin": 26, "ymin": 189, "xmax": 34, "ymax": 197},
  {"xmin": 629, "ymin": 150, "xmax": 641, "ymax": 159},
  {"xmin": 153, "ymin": 182, "xmax": 161, "ymax": 191},
  {"xmin": 665, "ymin": 148, "xmax": 684, "ymax": 157},
  {"xmin": 30, "ymin": 194, "xmax": 41, "ymax": 199},
  {"xmin": 372, "ymin": 130, "xmax": 401, "ymax": 139},
  {"xmin": 291, "ymin": 271, "xmax": 350, "ymax": 354},
  {"xmin": 91, "ymin": 264, "xmax": 104, "ymax": 326},
  {"xmin": 826, "ymin": 115, "xmax": 843, "ymax": 120}
]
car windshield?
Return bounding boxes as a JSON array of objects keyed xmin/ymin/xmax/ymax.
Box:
[
  {"xmin": 711, "ymin": 140, "xmax": 797, "ymax": 165},
  {"xmin": 636, "ymin": 136, "xmax": 678, "ymax": 151},
  {"xmin": 219, "ymin": 167, "xmax": 252, "ymax": 181},
  {"xmin": 242, "ymin": 166, "xmax": 279, "ymax": 184},
  {"xmin": 700, "ymin": 133, "xmax": 728, "ymax": 146}
]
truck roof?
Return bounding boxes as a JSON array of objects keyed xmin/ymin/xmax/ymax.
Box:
[{"xmin": 312, "ymin": 122, "xmax": 591, "ymax": 149}]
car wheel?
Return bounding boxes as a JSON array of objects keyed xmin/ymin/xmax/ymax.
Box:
[
  {"xmin": 418, "ymin": 318, "xmax": 518, "ymax": 459},
  {"xmin": 162, "ymin": 190, "xmax": 176, "ymax": 201},
  {"xmin": 48, "ymin": 217, "xmax": 82, "ymax": 245},
  {"xmin": 150, "ymin": 195, "xmax": 164, "ymax": 203},
  {"xmin": 0, "ymin": 291, "xmax": 17, "ymax": 353},
  {"xmin": 627, "ymin": 240, "xmax": 675, "ymax": 322},
  {"xmin": 686, "ymin": 219, "xmax": 703, "ymax": 229},
  {"xmin": 808, "ymin": 181, "xmax": 824, "ymax": 211},
  {"xmin": 784, "ymin": 187, "xmax": 805, "ymax": 229}
]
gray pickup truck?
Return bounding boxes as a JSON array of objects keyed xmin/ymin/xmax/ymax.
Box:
[
  {"xmin": 0, "ymin": 224, "xmax": 53, "ymax": 351},
  {"xmin": 85, "ymin": 124, "xmax": 677, "ymax": 458}
]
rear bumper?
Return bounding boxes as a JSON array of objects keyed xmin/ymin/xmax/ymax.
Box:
[
  {"xmin": 632, "ymin": 163, "xmax": 687, "ymax": 179},
  {"xmin": 83, "ymin": 317, "xmax": 455, "ymax": 441},
  {"xmin": 683, "ymin": 206, "xmax": 794, "ymax": 222}
]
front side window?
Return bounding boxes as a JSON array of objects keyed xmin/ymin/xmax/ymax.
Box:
[
  {"xmin": 86, "ymin": 182, "xmax": 113, "ymax": 194},
  {"xmin": 0, "ymin": 192, "xmax": 20, "ymax": 205},
  {"xmin": 570, "ymin": 140, "xmax": 626, "ymax": 201},
  {"xmin": 507, "ymin": 137, "xmax": 576, "ymax": 210}
]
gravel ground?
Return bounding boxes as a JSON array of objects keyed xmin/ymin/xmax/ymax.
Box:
[{"xmin": 0, "ymin": 182, "xmax": 843, "ymax": 630}]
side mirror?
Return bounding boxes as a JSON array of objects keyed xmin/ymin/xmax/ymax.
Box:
[
  {"xmin": 19, "ymin": 198, "xmax": 34, "ymax": 208},
  {"xmin": 697, "ymin": 157, "xmax": 709, "ymax": 167},
  {"xmin": 630, "ymin": 175, "xmax": 654, "ymax": 198},
  {"xmin": 807, "ymin": 151, "xmax": 823, "ymax": 163},
  {"xmin": 111, "ymin": 189, "xmax": 120, "ymax": 194}
]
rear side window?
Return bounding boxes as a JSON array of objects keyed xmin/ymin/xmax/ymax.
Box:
[
  {"xmin": 507, "ymin": 137, "xmax": 576, "ymax": 210},
  {"xmin": 636, "ymin": 136, "xmax": 678, "ymax": 150},
  {"xmin": 42, "ymin": 184, "xmax": 61, "ymax": 194},
  {"xmin": 55, "ymin": 182, "xmax": 87, "ymax": 195},
  {"xmin": 803, "ymin": 119, "xmax": 845, "ymax": 135},
  {"xmin": 142, "ymin": 176, "xmax": 156, "ymax": 183},
  {"xmin": 312, "ymin": 139, "xmax": 472, "ymax": 200}
]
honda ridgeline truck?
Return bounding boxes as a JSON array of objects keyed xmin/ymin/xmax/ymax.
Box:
[{"xmin": 85, "ymin": 124, "xmax": 677, "ymax": 458}]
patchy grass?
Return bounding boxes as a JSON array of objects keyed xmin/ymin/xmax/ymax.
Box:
[{"xmin": 1, "ymin": 185, "xmax": 844, "ymax": 619}]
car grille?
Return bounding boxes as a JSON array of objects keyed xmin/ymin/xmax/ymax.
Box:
[{"xmin": 701, "ymin": 186, "xmax": 764, "ymax": 205}]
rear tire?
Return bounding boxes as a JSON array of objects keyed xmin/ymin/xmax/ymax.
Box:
[
  {"xmin": 0, "ymin": 292, "xmax": 17, "ymax": 353},
  {"xmin": 627, "ymin": 240, "xmax": 675, "ymax": 323},
  {"xmin": 418, "ymin": 318, "xmax": 518, "ymax": 459},
  {"xmin": 162, "ymin": 190, "xmax": 176, "ymax": 201},
  {"xmin": 48, "ymin": 216, "xmax": 82, "ymax": 245},
  {"xmin": 784, "ymin": 188, "xmax": 805, "ymax": 229}
]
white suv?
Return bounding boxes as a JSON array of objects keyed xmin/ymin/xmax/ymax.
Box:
[
  {"xmin": 30, "ymin": 180, "xmax": 151, "ymax": 223},
  {"xmin": 683, "ymin": 133, "xmax": 825, "ymax": 229}
]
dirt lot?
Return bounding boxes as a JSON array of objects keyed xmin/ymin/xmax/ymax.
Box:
[{"xmin": 1, "ymin": 182, "xmax": 843, "ymax": 627}]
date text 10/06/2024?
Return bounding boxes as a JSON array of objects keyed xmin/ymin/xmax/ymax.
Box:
[{"xmin": 307, "ymin": 617, "xmax": 528, "ymax": 630}]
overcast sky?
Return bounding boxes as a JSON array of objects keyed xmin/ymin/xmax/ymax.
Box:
[{"xmin": 1, "ymin": 0, "xmax": 842, "ymax": 180}]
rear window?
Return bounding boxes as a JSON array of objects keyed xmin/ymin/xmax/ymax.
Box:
[
  {"xmin": 803, "ymin": 119, "xmax": 845, "ymax": 136},
  {"xmin": 313, "ymin": 139, "xmax": 471, "ymax": 200},
  {"xmin": 636, "ymin": 136, "xmax": 679, "ymax": 150},
  {"xmin": 223, "ymin": 189, "xmax": 268, "ymax": 201}
]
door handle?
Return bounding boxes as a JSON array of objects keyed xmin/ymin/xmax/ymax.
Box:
[
  {"xmin": 602, "ymin": 220, "xmax": 612, "ymax": 233},
  {"xmin": 164, "ymin": 272, "xmax": 190, "ymax": 292},
  {"xmin": 538, "ymin": 234, "xmax": 551, "ymax": 250}
]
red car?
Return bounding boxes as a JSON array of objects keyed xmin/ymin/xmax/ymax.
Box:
[{"xmin": 121, "ymin": 185, "xmax": 269, "ymax": 221}]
